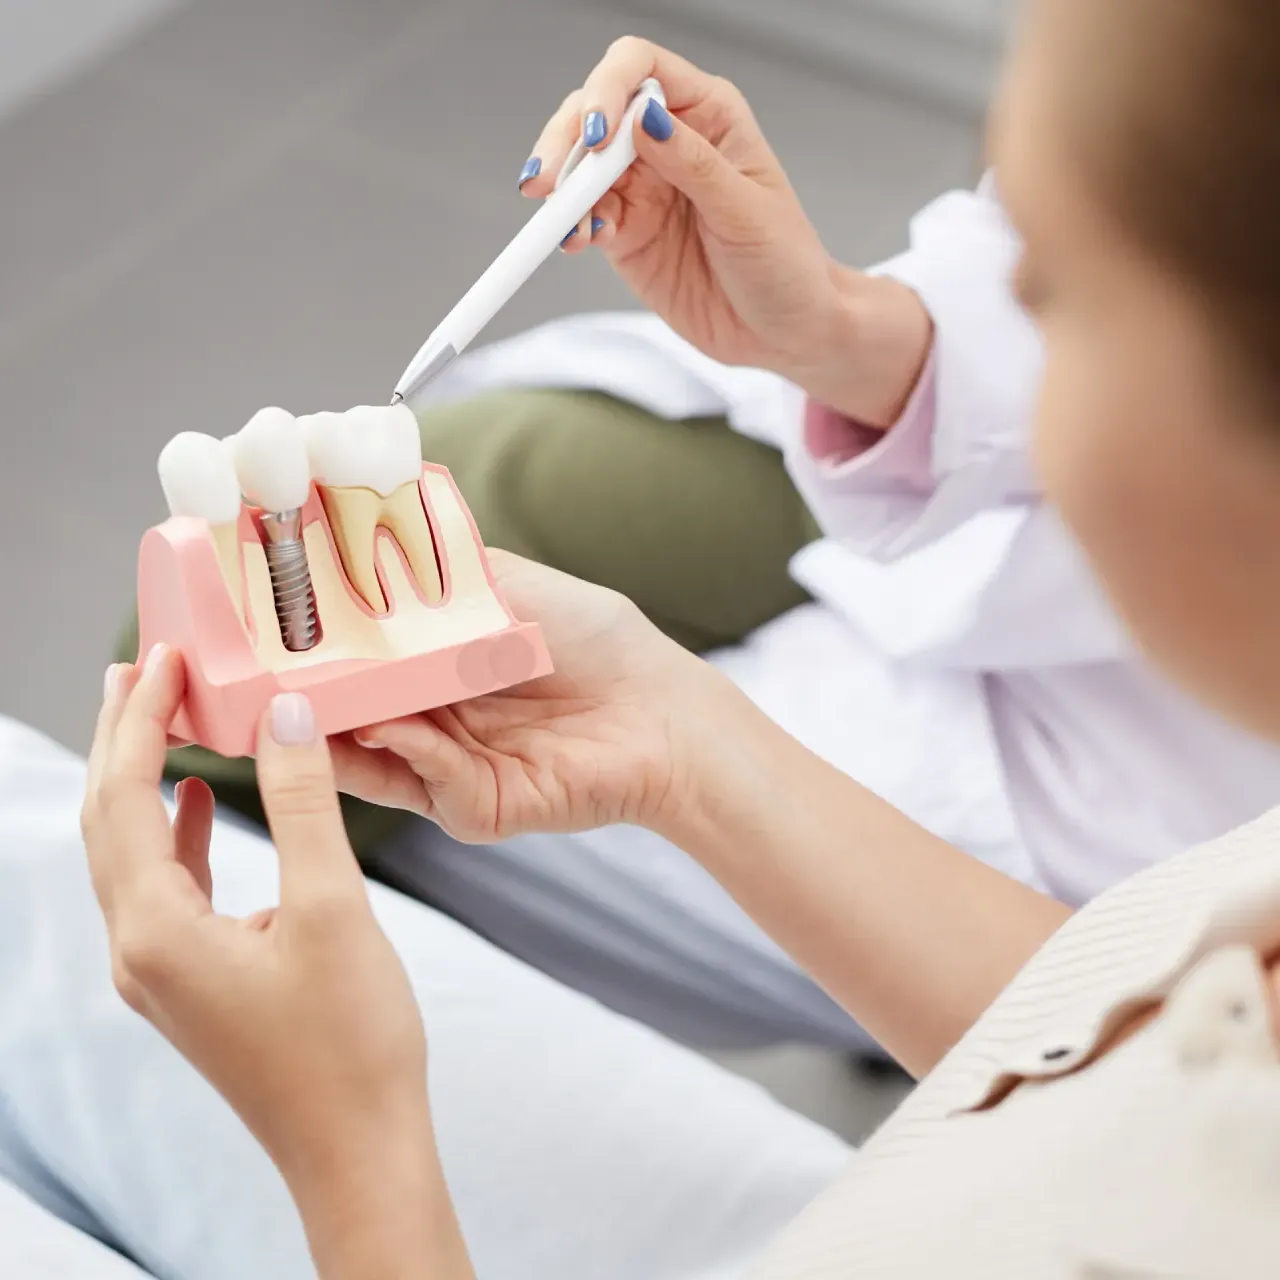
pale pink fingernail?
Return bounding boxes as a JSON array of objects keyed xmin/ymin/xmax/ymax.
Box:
[
  {"xmin": 104, "ymin": 664, "xmax": 121, "ymax": 701},
  {"xmin": 353, "ymin": 729, "xmax": 385, "ymax": 749},
  {"xmin": 270, "ymin": 692, "xmax": 316, "ymax": 746},
  {"xmin": 142, "ymin": 643, "xmax": 168, "ymax": 680}
]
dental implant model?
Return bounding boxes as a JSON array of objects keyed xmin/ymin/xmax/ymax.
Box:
[
  {"xmin": 135, "ymin": 399, "xmax": 552, "ymax": 757},
  {"xmin": 227, "ymin": 408, "xmax": 320, "ymax": 653}
]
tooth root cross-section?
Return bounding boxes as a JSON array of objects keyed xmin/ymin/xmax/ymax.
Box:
[{"xmin": 320, "ymin": 480, "xmax": 444, "ymax": 613}]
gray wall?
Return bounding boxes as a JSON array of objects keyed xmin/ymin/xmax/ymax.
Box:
[{"xmin": 623, "ymin": 0, "xmax": 1016, "ymax": 112}]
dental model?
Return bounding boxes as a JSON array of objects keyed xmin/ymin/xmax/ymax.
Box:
[
  {"xmin": 299, "ymin": 404, "xmax": 443, "ymax": 613},
  {"xmin": 157, "ymin": 432, "xmax": 245, "ymax": 616},
  {"xmin": 135, "ymin": 402, "xmax": 552, "ymax": 757},
  {"xmin": 228, "ymin": 408, "xmax": 320, "ymax": 653}
]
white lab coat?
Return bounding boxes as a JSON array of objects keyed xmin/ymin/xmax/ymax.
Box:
[{"xmin": 417, "ymin": 179, "xmax": 1280, "ymax": 909}]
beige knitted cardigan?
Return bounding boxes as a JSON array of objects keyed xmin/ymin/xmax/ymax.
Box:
[{"xmin": 753, "ymin": 805, "xmax": 1280, "ymax": 1278}]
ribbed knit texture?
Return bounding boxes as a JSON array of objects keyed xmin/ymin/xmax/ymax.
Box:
[{"xmin": 752, "ymin": 805, "xmax": 1280, "ymax": 1276}]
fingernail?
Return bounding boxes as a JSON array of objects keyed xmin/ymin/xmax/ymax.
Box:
[
  {"xmin": 353, "ymin": 730, "xmax": 386, "ymax": 750},
  {"xmin": 591, "ymin": 216, "xmax": 605, "ymax": 236},
  {"xmin": 142, "ymin": 643, "xmax": 168, "ymax": 681},
  {"xmin": 560, "ymin": 226, "xmax": 578, "ymax": 247},
  {"xmin": 583, "ymin": 111, "xmax": 607, "ymax": 148},
  {"xmin": 104, "ymin": 664, "xmax": 121, "ymax": 701},
  {"xmin": 517, "ymin": 155, "xmax": 541, "ymax": 187},
  {"xmin": 270, "ymin": 692, "xmax": 316, "ymax": 746},
  {"xmin": 641, "ymin": 99, "xmax": 673, "ymax": 141}
]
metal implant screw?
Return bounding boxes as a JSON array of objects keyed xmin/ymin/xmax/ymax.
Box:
[{"xmin": 259, "ymin": 509, "xmax": 320, "ymax": 652}]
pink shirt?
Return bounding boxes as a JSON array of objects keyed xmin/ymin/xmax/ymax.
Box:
[{"xmin": 801, "ymin": 358, "xmax": 936, "ymax": 483}]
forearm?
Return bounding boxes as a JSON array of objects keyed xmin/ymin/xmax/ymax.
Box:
[
  {"xmin": 283, "ymin": 1117, "xmax": 474, "ymax": 1280},
  {"xmin": 658, "ymin": 665, "xmax": 1071, "ymax": 1077},
  {"xmin": 792, "ymin": 265, "xmax": 934, "ymax": 430}
]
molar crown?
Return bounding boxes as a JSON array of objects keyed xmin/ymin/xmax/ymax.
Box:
[
  {"xmin": 298, "ymin": 404, "xmax": 439, "ymax": 613},
  {"xmin": 230, "ymin": 407, "xmax": 312, "ymax": 512},
  {"xmin": 300, "ymin": 404, "xmax": 421, "ymax": 496}
]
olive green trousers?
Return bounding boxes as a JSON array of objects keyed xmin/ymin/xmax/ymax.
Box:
[{"xmin": 116, "ymin": 390, "xmax": 820, "ymax": 857}]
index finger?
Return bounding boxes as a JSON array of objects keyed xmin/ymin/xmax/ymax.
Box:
[
  {"xmin": 84, "ymin": 645, "xmax": 188, "ymax": 892},
  {"xmin": 578, "ymin": 37, "xmax": 717, "ymax": 149},
  {"xmin": 86, "ymin": 661, "xmax": 137, "ymax": 803}
]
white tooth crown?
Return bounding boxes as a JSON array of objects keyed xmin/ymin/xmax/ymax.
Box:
[
  {"xmin": 300, "ymin": 404, "xmax": 422, "ymax": 497},
  {"xmin": 157, "ymin": 430, "xmax": 247, "ymax": 619},
  {"xmin": 231, "ymin": 407, "xmax": 312, "ymax": 512},
  {"xmin": 158, "ymin": 432, "xmax": 244, "ymax": 525}
]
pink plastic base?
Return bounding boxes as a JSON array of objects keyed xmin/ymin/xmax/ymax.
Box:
[{"xmin": 136, "ymin": 465, "xmax": 553, "ymax": 758}]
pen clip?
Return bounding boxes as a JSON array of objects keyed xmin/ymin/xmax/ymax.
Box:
[{"xmin": 553, "ymin": 77, "xmax": 665, "ymax": 193}]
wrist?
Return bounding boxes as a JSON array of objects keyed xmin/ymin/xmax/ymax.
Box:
[
  {"xmin": 790, "ymin": 264, "xmax": 934, "ymax": 430},
  {"xmin": 648, "ymin": 660, "xmax": 781, "ymax": 853},
  {"xmin": 282, "ymin": 1112, "xmax": 471, "ymax": 1279}
]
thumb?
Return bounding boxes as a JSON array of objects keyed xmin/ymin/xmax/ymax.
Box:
[
  {"xmin": 256, "ymin": 693, "xmax": 365, "ymax": 905},
  {"xmin": 631, "ymin": 99, "xmax": 756, "ymax": 221}
]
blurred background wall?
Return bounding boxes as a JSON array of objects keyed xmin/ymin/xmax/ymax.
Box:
[{"xmin": 634, "ymin": 0, "xmax": 1016, "ymax": 109}]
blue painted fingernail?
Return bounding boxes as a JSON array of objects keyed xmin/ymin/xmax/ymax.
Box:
[
  {"xmin": 591, "ymin": 217, "xmax": 605, "ymax": 236},
  {"xmin": 583, "ymin": 111, "xmax": 607, "ymax": 148},
  {"xmin": 560, "ymin": 227, "xmax": 578, "ymax": 246},
  {"xmin": 518, "ymin": 155, "xmax": 541, "ymax": 187},
  {"xmin": 641, "ymin": 99, "xmax": 673, "ymax": 141}
]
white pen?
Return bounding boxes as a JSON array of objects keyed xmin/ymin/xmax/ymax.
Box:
[{"xmin": 391, "ymin": 77, "xmax": 666, "ymax": 408}]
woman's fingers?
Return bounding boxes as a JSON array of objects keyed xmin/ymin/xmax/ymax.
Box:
[
  {"xmin": 256, "ymin": 693, "xmax": 366, "ymax": 909},
  {"xmin": 84, "ymin": 647, "xmax": 188, "ymax": 895},
  {"xmin": 630, "ymin": 96, "xmax": 755, "ymax": 225},
  {"xmin": 357, "ymin": 715, "xmax": 469, "ymax": 789},
  {"xmin": 329, "ymin": 734, "xmax": 436, "ymax": 817},
  {"xmin": 559, "ymin": 210, "xmax": 592, "ymax": 254},
  {"xmin": 355, "ymin": 714, "xmax": 491, "ymax": 839},
  {"xmin": 86, "ymin": 661, "xmax": 137, "ymax": 800},
  {"xmin": 590, "ymin": 190, "xmax": 624, "ymax": 244},
  {"xmin": 519, "ymin": 89, "xmax": 584, "ymax": 197},
  {"xmin": 172, "ymin": 777, "xmax": 215, "ymax": 901},
  {"xmin": 579, "ymin": 37, "xmax": 718, "ymax": 145},
  {"xmin": 521, "ymin": 39, "xmax": 725, "ymax": 197}
]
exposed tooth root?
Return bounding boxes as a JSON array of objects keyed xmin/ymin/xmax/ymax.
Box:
[
  {"xmin": 209, "ymin": 522, "xmax": 246, "ymax": 621},
  {"xmin": 381, "ymin": 481, "xmax": 444, "ymax": 604},
  {"xmin": 319, "ymin": 487, "xmax": 386, "ymax": 613},
  {"xmin": 319, "ymin": 480, "xmax": 443, "ymax": 612}
]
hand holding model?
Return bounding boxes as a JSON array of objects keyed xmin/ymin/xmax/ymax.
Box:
[
  {"xmin": 521, "ymin": 37, "xmax": 933, "ymax": 426},
  {"xmin": 329, "ymin": 549, "xmax": 710, "ymax": 842},
  {"xmin": 83, "ymin": 650, "xmax": 475, "ymax": 1277}
]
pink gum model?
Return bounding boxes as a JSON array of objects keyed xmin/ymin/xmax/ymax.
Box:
[{"xmin": 136, "ymin": 462, "xmax": 552, "ymax": 757}]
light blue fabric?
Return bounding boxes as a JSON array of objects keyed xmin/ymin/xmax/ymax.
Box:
[{"xmin": 0, "ymin": 716, "xmax": 848, "ymax": 1277}]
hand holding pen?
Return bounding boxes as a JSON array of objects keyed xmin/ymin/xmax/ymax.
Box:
[{"xmin": 395, "ymin": 38, "xmax": 926, "ymax": 426}]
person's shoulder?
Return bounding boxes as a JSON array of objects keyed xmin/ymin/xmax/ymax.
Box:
[
  {"xmin": 750, "ymin": 810, "xmax": 1280, "ymax": 1276},
  {"xmin": 917, "ymin": 805, "xmax": 1280, "ymax": 1118}
]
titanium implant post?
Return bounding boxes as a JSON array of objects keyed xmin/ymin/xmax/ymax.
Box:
[{"xmin": 259, "ymin": 509, "xmax": 320, "ymax": 651}]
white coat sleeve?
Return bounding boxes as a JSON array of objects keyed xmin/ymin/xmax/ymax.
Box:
[{"xmin": 787, "ymin": 176, "xmax": 1133, "ymax": 669}]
